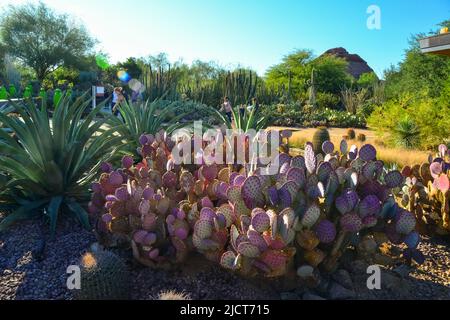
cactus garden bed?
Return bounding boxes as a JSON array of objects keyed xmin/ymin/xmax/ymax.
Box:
[
  {"xmin": 2, "ymin": 128, "xmax": 449, "ymax": 301},
  {"xmin": 0, "ymin": 213, "xmax": 449, "ymax": 300}
]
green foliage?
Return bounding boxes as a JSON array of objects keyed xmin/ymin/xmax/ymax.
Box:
[
  {"xmin": 316, "ymin": 92, "xmax": 340, "ymax": 109},
  {"xmin": 209, "ymin": 104, "xmax": 268, "ymax": 132},
  {"xmin": 0, "ymin": 2, "xmax": 95, "ymax": 82},
  {"xmin": 0, "ymin": 86, "xmax": 7, "ymax": 99},
  {"xmin": 262, "ymin": 103, "xmax": 366, "ymax": 128},
  {"xmin": 367, "ymin": 92, "xmax": 450, "ymax": 150},
  {"xmin": 116, "ymin": 57, "xmax": 142, "ymax": 80},
  {"xmin": 43, "ymin": 67, "xmax": 79, "ymax": 89},
  {"xmin": 383, "ymin": 29, "xmax": 450, "ymax": 100},
  {"xmin": 393, "ymin": 117, "xmax": 420, "ymax": 149},
  {"xmin": 341, "ymin": 87, "xmax": 369, "ymax": 114},
  {"xmin": 0, "ymin": 94, "xmax": 122, "ymax": 234},
  {"xmin": 109, "ymin": 99, "xmax": 192, "ymax": 156},
  {"xmin": 357, "ymin": 72, "xmax": 379, "ymax": 88},
  {"xmin": 265, "ymin": 49, "xmax": 352, "ymax": 102}
]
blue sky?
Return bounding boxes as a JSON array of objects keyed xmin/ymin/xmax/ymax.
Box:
[{"xmin": 0, "ymin": 0, "xmax": 449, "ymax": 78}]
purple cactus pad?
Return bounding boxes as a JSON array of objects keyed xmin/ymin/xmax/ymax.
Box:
[
  {"xmin": 340, "ymin": 214, "xmax": 362, "ymax": 233},
  {"xmin": 384, "ymin": 170, "xmax": 404, "ymax": 189},
  {"xmin": 322, "ymin": 141, "xmax": 334, "ymax": 155},
  {"xmin": 315, "ymin": 220, "xmax": 336, "ymax": 244}
]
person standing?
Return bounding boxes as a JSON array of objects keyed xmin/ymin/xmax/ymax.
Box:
[
  {"xmin": 250, "ymin": 97, "xmax": 260, "ymax": 113},
  {"xmin": 239, "ymin": 103, "xmax": 246, "ymax": 118},
  {"xmin": 221, "ymin": 96, "xmax": 233, "ymax": 122},
  {"xmin": 112, "ymin": 87, "xmax": 125, "ymax": 116}
]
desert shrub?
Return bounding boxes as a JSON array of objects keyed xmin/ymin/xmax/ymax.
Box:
[
  {"xmin": 393, "ymin": 117, "xmax": 420, "ymax": 149},
  {"xmin": 263, "ymin": 104, "xmax": 367, "ymax": 128},
  {"xmin": 367, "ymin": 92, "xmax": 450, "ymax": 150},
  {"xmin": 306, "ymin": 108, "xmax": 366, "ymax": 128},
  {"xmin": 316, "ymin": 92, "xmax": 340, "ymax": 109},
  {"xmin": 341, "ymin": 87, "xmax": 369, "ymax": 114}
]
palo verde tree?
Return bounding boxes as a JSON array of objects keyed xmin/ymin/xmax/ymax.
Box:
[{"xmin": 0, "ymin": 2, "xmax": 95, "ymax": 83}]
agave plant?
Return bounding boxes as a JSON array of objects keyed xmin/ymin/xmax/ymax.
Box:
[
  {"xmin": 394, "ymin": 117, "xmax": 420, "ymax": 149},
  {"xmin": 109, "ymin": 99, "xmax": 193, "ymax": 157},
  {"xmin": 208, "ymin": 104, "xmax": 268, "ymax": 132},
  {"xmin": 0, "ymin": 93, "xmax": 123, "ymax": 234}
]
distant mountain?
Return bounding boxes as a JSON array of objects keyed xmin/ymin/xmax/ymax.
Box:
[{"xmin": 321, "ymin": 47, "xmax": 375, "ymax": 79}]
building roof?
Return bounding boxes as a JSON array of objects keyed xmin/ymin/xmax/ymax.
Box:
[{"xmin": 419, "ymin": 32, "xmax": 450, "ymax": 56}]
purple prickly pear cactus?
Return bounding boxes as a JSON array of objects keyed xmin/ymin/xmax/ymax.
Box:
[
  {"xmin": 305, "ymin": 144, "xmax": 316, "ymax": 175},
  {"xmin": 358, "ymin": 195, "xmax": 381, "ymax": 218},
  {"xmin": 317, "ymin": 162, "xmax": 333, "ymax": 183},
  {"xmin": 359, "ymin": 144, "xmax": 377, "ymax": 162},
  {"xmin": 404, "ymin": 231, "xmax": 420, "ymax": 249},
  {"xmin": 290, "ymin": 156, "xmax": 306, "ymax": 169},
  {"xmin": 340, "ymin": 139, "xmax": 348, "ymax": 155},
  {"xmin": 301, "ymin": 205, "xmax": 320, "ymax": 229},
  {"xmin": 315, "ymin": 220, "xmax": 336, "ymax": 244},
  {"xmin": 340, "ymin": 213, "xmax": 362, "ymax": 233},
  {"xmin": 278, "ymin": 187, "xmax": 292, "ymax": 208},
  {"xmin": 267, "ymin": 185, "xmax": 280, "ymax": 206},
  {"xmin": 242, "ymin": 176, "xmax": 263, "ymax": 209},
  {"xmin": 322, "ymin": 141, "xmax": 334, "ymax": 155},
  {"xmin": 395, "ymin": 210, "xmax": 416, "ymax": 235},
  {"xmin": 384, "ymin": 170, "xmax": 404, "ymax": 189},
  {"xmin": 121, "ymin": 155, "xmax": 134, "ymax": 169},
  {"xmin": 430, "ymin": 162, "xmax": 443, "ymax": 179}
]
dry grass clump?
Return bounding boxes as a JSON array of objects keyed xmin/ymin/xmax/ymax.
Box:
[
  {"xmin": 268, "ymin": 127, "xmax": 428, "ymax": 168},
  {"xmin": 157, "ymin": 290, "xmax": 191, "ymax": 300}
]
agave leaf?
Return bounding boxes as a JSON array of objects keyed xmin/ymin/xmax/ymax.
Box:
[
  {"xmin": 47, "ymin": 196, "xmax": 64, "ymax": 235},
  {"xmin": 65, "ymin": 199, "xmax": 91, "ymax": 230},
  {"xmin": 0, "ymin": 92, "xmax": 120, "ymax": 233},
  {"xmin": 0, "ymin": 199, "xmax": 48, "ymax": 232}
]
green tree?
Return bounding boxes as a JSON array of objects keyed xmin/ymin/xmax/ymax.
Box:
[
  {"xmin": 265, "ymin": 49, "xmax": 352, "ymax": 102},
  {"xmin": 0, "ymin": 2, "xmax": 95, "ymax": 82},
  {"xmin": 116, "ymin": 57, "xmax": 142, "ymax": 80},
  {"xmin": 265, "ymin": 49, "xmax": 314, "ymax": 100},
  {"xmin": 357, "ymin": 72, "xmax": 379, "ymax": 88},
  {"xmin": 384, "ymin": 20, "xmax": 450, "ymax": 99}
]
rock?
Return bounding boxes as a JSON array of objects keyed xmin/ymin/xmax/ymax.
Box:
[
  {"xmin": 320, "ymin": 47, "xmax": 375, "ymax": 79},
  {"xmin": 357, "ymin": 237, "xmax": 378, "ymax": 256},
  {"xmin": 381, "ymin": 271, "xmax": 402, "ymax": 290},
  {"xmin": 373, "ymin": 253, "xmax": 398, "ymax": 266},
  {"xmin": 280, "ymin": 291, "xmax": 299, "ymax": 300},
  {"xmin": 315, "ymin": 278, "xmax": 330, "ymax": 296},
  {"xmin": 393, "ymin": 265, "xmax": 412, "ymax": 278},
  {"xmin": 329, "ymin": 282, "xmax": 356, "ymax": 300},
  {"xmin": 347, "ymin": 259, "xmax": 368, "ymax": 275},
  {"xmin": 332, "ymin": 269, "xmax": 353, "ymax": 289},
  {"xmin": 303, "ymin": 292, "xmax": 326, "ymax": 300}
]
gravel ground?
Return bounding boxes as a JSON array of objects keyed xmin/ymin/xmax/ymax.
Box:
[{"xmin": 1, "ymin": 212, "xmax": 449, "ymax": 300}]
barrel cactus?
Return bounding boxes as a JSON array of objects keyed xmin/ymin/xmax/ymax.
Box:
[
  {"xmin": 312, "ymin": 127, "xmax": 330, "ymax": 155},
  {"xmin": 75, "ymin": 247, "xmax": 130, "ymax": 300}
]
